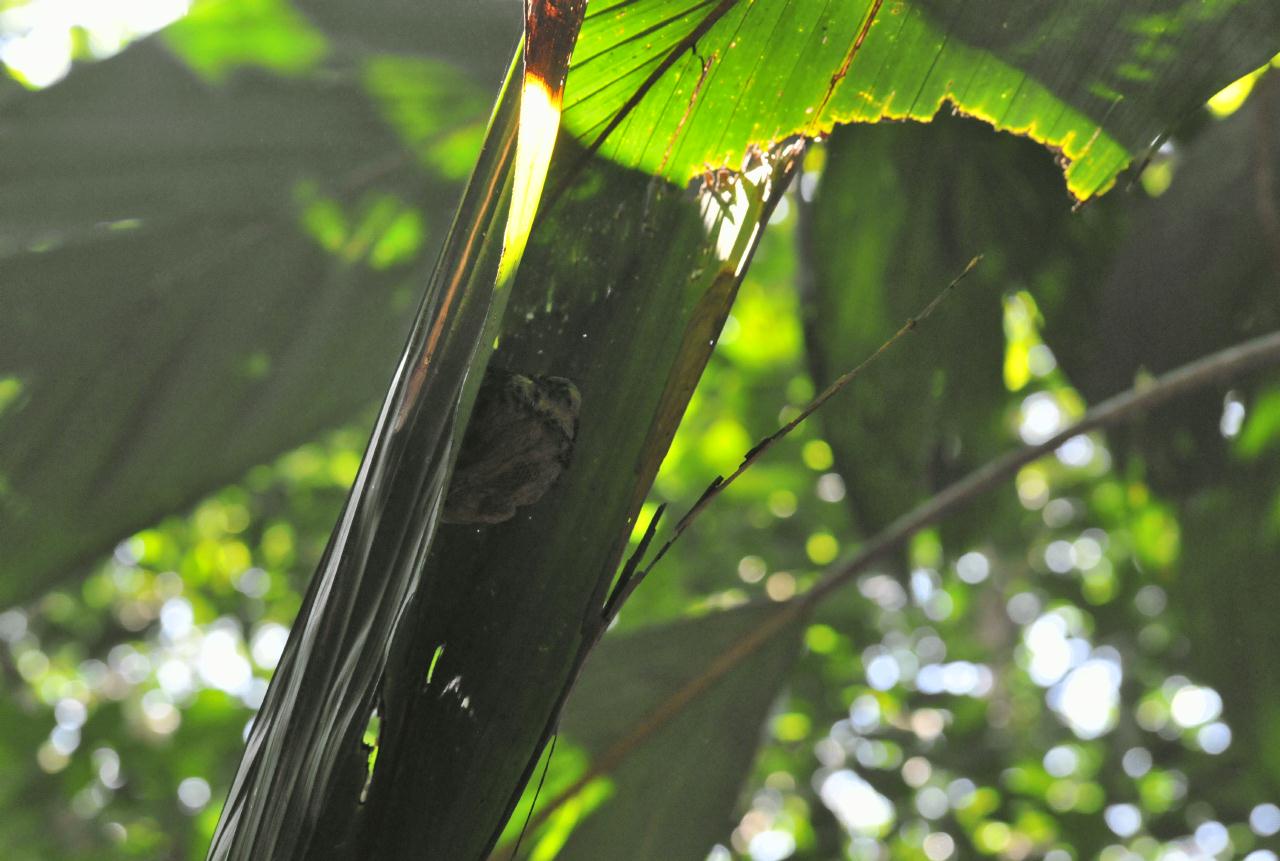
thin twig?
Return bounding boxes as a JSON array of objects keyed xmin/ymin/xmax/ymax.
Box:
[
  {"xmin": 601, "ymin": 504, "xmax": 667, "ymax": 623},
  {"xmin": 637, "ymin": 255, "xmax": 982, "ymax": 578},
  {"xmin": 508, "ymin": 732, "xmax": 558, "ymax": 861}
]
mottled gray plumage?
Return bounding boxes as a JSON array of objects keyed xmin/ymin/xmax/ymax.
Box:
[{"xmin": 442, "ymin": 367, "xmax": 581, "ymax": 524}]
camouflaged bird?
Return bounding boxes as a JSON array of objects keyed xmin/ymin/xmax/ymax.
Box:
[{"xmin": 441, "ymin": 367, "xmax": 581, "ymax": 525}]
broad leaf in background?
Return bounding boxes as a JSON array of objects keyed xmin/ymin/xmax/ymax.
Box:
[
  {"xmin": 546, "ymin": 603, "xmax": 806, "ymax": 860},
  {"xmin": 0, "ymin": 0, "xmax": 512, "ymax": 602},
  {"xmin": 800, "ymin": 115, "xmax": 1120, "ymax": 540},
  {"xmin": 1178, "ymin": 454, "xmax": 1280, "ymax": 801},
  {"xmin": 1033, "ymin": 71, "xmax": 1280, "ymax": 803}
]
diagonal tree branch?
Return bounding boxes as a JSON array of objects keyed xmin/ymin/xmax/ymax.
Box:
[{"xmin": 805, "ymin": 326, "xmax": 1280, "ymax": 604}]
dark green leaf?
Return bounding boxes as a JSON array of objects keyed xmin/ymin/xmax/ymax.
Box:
[
  {"xmin": 547, "ymin": 603, "xmax": 806, "ymax": 860},
  {"xmin": 0, "ymin": 13, "xmax": 500, "ymax": 602}
]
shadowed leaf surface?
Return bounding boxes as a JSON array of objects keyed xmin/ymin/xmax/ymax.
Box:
[
  {"xmin": 352, "ymin": 135, "xmax": 803, "ymax": 859},
  {"xmin": 802, "ymin": 115, "xmax": 1121, "ymax": 539},
  {"xmin": 1044, "ymin": 76, "xmax": 1280, "ymax": 493},
  {"xmin": 548, "ymin": 602, "xmax": 806, "ymax": 860},
  {"xmin": 0, "ymin": 7, "xmax": 507, "ymax": 603}
]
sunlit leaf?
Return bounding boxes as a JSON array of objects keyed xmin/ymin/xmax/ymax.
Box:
[{"xmin": 562, "ymin": 0, "xmax": 1280, "ymax": 200}]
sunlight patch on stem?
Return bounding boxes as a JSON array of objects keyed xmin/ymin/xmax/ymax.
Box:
[{"xmin": 498, "ymin": 74, "xmax": 561, "ymax": 288}]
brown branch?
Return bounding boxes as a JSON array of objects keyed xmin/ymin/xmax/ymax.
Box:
[{"xmin": 804, "ymin": 326, "xmax": 1280, "ymax": 605}]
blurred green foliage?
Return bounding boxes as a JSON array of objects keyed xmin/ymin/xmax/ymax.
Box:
[
  {"xmin": 0, "ymin": 424, "xmax": 364, "ymax": 858},
  {"xmin": 5, "ymin": 2, "xmax": 1280, "ymax": 860}
]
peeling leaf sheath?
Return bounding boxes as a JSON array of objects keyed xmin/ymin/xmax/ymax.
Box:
[
  {"xmin": 214, "ymin": 155, "xmax": 506, "ymax": 861},
  {"xmin": 213, "ymin": 50, "xmax": 531, "ymax": 861},
  {"xmin": 498, "ymin": 0, "xmax": 588, "ymax": 287},
  {"xmin": 216, "ymin": 0, "xmax": 589, "ymax": 837},
  {"xmin": 320, "ymin": 7, "xmax": 593, "ymax": 859}
]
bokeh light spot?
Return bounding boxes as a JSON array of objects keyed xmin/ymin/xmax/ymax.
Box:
[
  {"xmin": 738, "ymin": 555, "xmax": 767, "ymax": 583},
  {"xmin": 1104, "ymin": 803, "xmax": 1141, "ymax": 838},
  {"xmin": 1019, "ymin": 392, "xmax": 1064, "ymax": 445},
  {"xmin": 178, "ymin": 776, "xmax": 212, "ymax": 813},
  {"xmin": 955, "ymin": 551, "xmax": 989, "ymax": 584},
  {"xmin": 801, "ymin": 439, "xmax": 833, "ymax": 471},
  {"xmin": 1170, "ymin": 684, "xmax": 1222, "ymax": 728},
  {"xmin": 819, "ymin": 770, "xmax": 894, "ymax": 837},
  {"xmin": 1250, "ymin": 803, "xmax": 1280, "ymax": 836}
]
